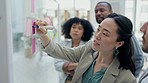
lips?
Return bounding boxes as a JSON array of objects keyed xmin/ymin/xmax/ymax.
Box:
[
  {"xmin": 72, "ymin": 33, "xmax": 78, "ymax": 36},
  {"xmin": 97, "ymin": 15, "xmax": 104, "ymax": 19},
  {"xmin": 93, "ymin": 39, "xmax": 100, "ymax": 46}
]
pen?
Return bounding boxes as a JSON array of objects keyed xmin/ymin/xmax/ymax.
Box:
[{"xmin": 33, "ymin": 25, "xmax": 54, "ymax": 30}]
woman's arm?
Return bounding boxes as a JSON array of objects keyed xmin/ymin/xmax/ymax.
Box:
[
  {"xmin": 35, "ymin": 20, "xmax": 51, "ymax": 48},
  {"xmin": 35, "ymin": 20, "xmax": 91, "ymax": 63}
]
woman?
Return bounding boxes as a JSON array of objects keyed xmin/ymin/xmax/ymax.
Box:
[
  {"xmin": 54, "ymin": 17, "xmax": 94, "ymax": 83},
  {"xmin": 35, "ymin": 13, "xmax": 136, "ymax": 83}
]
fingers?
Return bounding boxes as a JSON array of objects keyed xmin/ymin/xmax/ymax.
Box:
[
  {"xmin": 67, "ymin": 63, "xmax": 78, "ymax": 70},
  {"xmin": 34, "ymin": 19, "xmax": 48, "ymax": 36},
  {"xmin": 35, "ymin": 19, "xmax": 48, "ymax": 26},
  {"xmin": 39, "ymin": 27, "xmax": 47, "ymax": 34},
  {"xmin": 36, "ymin": 27, "xmax": 47, "ymax": 35}
]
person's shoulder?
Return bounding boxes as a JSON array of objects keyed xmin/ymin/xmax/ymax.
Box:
[
  {"xmin": 79, "ymin": 40, "xmax": 93, "ymax": 52},
  {"xmin": 140, "ymin": 76, "xmax": 148, "ymax": 83},
  {"xmin": 61, "ymin": 39, "xmax": 71, "ymax": 45},
  {"xmin": 85, "ymin": 39, "xmax": 93, "ymax": 44},
  {"xmin": 119, "ymin": 69, "xmax": 134, "ymax": 76},
  {"xmin": 78, "ymin": 40, "xmax": 92, "ymax": 47},
  {"xmin": 118, "ymin": 69, "xmax": 136, "ymax": 82}
]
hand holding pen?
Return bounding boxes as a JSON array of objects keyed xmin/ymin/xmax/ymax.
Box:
[
  {"xmin": 34, "ymin": 20, "xmax": 48, "ymax": 37},
  {"xmin": 34, "ymin": 20, "xmax": 51, "ymax": 47}
]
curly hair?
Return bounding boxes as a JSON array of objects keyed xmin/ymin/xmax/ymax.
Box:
[{"xmin": 62, "ymin": 17, "xmax": 94, "ymax": 41}]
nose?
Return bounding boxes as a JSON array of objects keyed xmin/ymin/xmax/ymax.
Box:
[
  {"xmin": 140, "ymin": 26, "xmax": 145, "ymax": 33},
  {"xmin": 95, "ymin": 32, "xmax": 101, "ymax": 40},
  {"xmin": 74, "ymin": 28, "xmax": 79, "ymax": 31}
]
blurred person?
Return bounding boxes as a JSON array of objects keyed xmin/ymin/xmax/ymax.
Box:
[
  {"xmin": 94, "ymin": 1, "xmax": 144, "ymax": 77},
  {"xmin": 35, "ymin": 13, "xmax": 137, "ymax": 83},
  {"xmin": 54, "ymin": 17, "xmax": 94, "ymax": 83},
  {"xmin": 139, "ymin": 22, "xmax": 148, "ymax": 83}
]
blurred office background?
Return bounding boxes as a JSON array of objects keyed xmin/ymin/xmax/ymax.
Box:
[{"xmin": 0, "ymin": 0, "xmax": 148, "ymax": 83}]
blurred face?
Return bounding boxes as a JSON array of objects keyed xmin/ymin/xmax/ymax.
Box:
[
  {"xmin": 92, "ymin": 18, "xmax": 123, "ymax": 53},
  {"xmin": 140, "ymin": 22, "xmax": 148, "ymax": 53},
  {"xmin": 95, "ymin": 3, "xmax": 112, "ymax": 24},
  {"xmin": 70, "ymin": 23, "xmax": 84, "ymax": 40}
]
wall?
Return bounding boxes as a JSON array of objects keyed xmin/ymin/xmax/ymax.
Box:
[{"xmin": 0, "ymin": 0, "xmax": 13, "ymax": 83}]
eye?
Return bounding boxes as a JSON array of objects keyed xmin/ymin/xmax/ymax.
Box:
[
  {"xmin": 103, "ymin": 33, "xmax": 108, "ymax": 36},
  {"xmin": 72, "ymin": 26, "xmax": 76, "ymax": 29},
  {"xmin": 95, "ymin": 10, "xmax": 98, "ymax": 13},
  {"xmin": 97, "ymin": 28, "xmax": 100, "ymax": 32},
  {"xmin": 100, "ymin": 9, "xmax": 106, "ymax": 12},
  {"xmin": 78, "ymin": 26, "xmax": 83, "ymax": 30}
]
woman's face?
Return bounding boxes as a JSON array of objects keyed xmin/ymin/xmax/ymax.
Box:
[
  {"xmin": 92, "ymin": 18, "xmax": 122, "ymax": 52},
  {"xmin": 70, "ymin": 23, "xmax": 84, "ymax": 40}
]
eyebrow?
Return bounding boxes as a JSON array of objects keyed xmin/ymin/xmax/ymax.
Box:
[{"xmin": 99, "ymin": 24, "xmax": 111, "ymax": 33}]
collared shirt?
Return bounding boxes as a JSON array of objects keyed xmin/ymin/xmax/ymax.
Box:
[{"xmin": 82, "ymin": 60, "xmax": 106, "ymax": 83}]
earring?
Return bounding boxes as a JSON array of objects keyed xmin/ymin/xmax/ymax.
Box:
[{"xmin": 114, "ymin": 47, "xmax": 119, "ymax": 57}]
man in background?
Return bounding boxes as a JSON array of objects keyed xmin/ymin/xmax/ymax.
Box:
[
  {"xmin": 94, "ymin": 1, "xmax": 144, "ymax": 77},
  {"xmin": 139, "ymin": 22, "xmax": 148, "ymax": 83},
  {"xmin": 95, "ymin": 1, "xmax": 112, "ymax": 24}
]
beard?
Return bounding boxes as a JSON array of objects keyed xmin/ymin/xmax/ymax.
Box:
[{"xmin": 95, "ymin": 16, "xmax": 105, "ymax": 24}]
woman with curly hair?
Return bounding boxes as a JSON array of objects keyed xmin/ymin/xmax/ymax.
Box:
[{"xmin": 54, "ymin": 17, "xmax": 94, "ymax": 83}]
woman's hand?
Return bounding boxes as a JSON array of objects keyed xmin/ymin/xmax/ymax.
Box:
[
  {"xmin": 34, "ymin": 19, "xmax": 51, "ymax": 47},
  {"xmin": 63, "ymin": 62, "xmax": 78, "ymax": 76},
  {"xmin": 35, "ymin": 20, "xmax": 48, "ymax": 36},
  {"xmin": 67, "ymin": 63, "xmax": 78, "ymax": 71}
]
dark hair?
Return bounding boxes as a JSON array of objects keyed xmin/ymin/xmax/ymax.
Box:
[
  {"xmin": 97, "ymin": 1, "xmax": 112, "ymax": 11},
  {"xmin": 62, "ymin": 17, "xmax": 94, "ymax": 41},
  {"xmin": 107, "ymin": 13, "xmax": 135, "ymax": 75}
]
